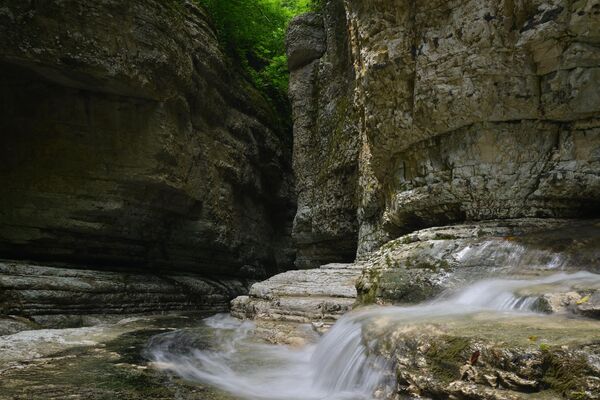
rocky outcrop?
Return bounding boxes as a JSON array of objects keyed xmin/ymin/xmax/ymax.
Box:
[
  {"xmin": 535, "ymin": 289, "xmax": 600, "ymax": 318},
  {"xmin": 290, "ymin": 0, "xmax": 600, "ymax": 261},
  {"xmin": 364, "ymin": 312, "xmax": 600, "ymax": 399},
  {"xmin": 282, "ymin": 5, "xmax": 600, "ymax": 395},
  {"xmin": 356, "ymin": 219, "xmax": 600, "ymax": 305},
  {"xmin": 231, "ymin": 263, "xmax": 361, "ymax": 324},
  {"xmin": 0, "ymin": 0, "xmax": 295, "ymax": 276},
  {"xmin": 0, "ymin": 261, "xmax": 247, "ymax": 329},
  {"xmin": 350, "ymin": 0, "xmax": 600, "ymax": 253},
  {"xmin": 287, "ymin": 4, "xmax": 360, "ymax": 269},
  {"xmin": 231, "ymin": 218, "xmax": 600, "ymax": 333}
]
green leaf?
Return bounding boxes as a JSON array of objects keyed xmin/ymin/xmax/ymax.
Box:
[{"xmin": 197, "ymin": 0, "xmax": 315, "ymax": 98}]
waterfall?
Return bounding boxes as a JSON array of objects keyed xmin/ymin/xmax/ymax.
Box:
[{"xmin": 147, "ymin": 271, "xmax": 600, "ymax": 400}]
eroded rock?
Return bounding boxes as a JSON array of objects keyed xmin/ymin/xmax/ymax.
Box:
[
  {"xmin": 290, "ymin": 0, "xmax": 600, "ymax": 260},
  {"xmin": 363, "ymin": 313, "xmax": 600, "ymax": 399},
  {"xmin": 288, "ymin": 2, "xmax": 360, "ymax": 268},
  {"xmin": 0, "ymin": 261, "xmax": 248, "ymax": 330},
  {"xmin": 356, "ymin": 219, "xmax": 600, "ymax": 305},
  {"xmin": 286, "ymin": 13, "xmax": 326, "ymax": 70},
  {"xmin": 0, "ymin": 0, "xmax": 295, "ymax": 276},
  {"xmin": 231, "ymin": 263, "xmax": 362, "ymax": 324}
]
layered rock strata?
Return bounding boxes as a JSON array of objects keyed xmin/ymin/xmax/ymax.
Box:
[
  {"xmin": 0, "ymin": 261, "xmax": 247, "ymax": 329},
  {"xmin": 230, "ymin": 219, "xmax": 600, "ymax": 397},
  {"xmin": 348, "ymin": 0, "xmax": 600, "ymax": 253},
  {"xmin": 356, "ymin": 219, "xmax": 600, "ymax": 305},
  {"xmin": 364, "ymin": 313, "xmax": 600, "ymax": 399},
  {"xmin": 0, "ymin": 0, "xmax": 295, "ymax": 276},
  {"xmin": 232, "ymin": 219, "xmax": 600, "ymax": 326},
  {"xmin": 231, "ymin": 263, "xmax": 362, "ymax": 324},
  {"xmin": 287, "ymin": 4, "xmax": 360, "ymax": 269},
  {"xmin": 290, "ymin": 0, "xmax": 600, "ymax": 262}
]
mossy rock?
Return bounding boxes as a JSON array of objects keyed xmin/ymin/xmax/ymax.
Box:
[{"xmin": 425, "ymin": 336, "xmax": 472, "ymax": 383}]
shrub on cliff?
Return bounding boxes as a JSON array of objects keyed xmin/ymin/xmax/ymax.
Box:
[{"xmin": 199, "ymin": 0, "xmax": 314, "ymax": 101}]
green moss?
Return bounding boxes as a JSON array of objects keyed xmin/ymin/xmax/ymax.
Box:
[
  {"xmin": 384, "ymin": 254, "xmax": 396, "ymax": 268},
  {"xmin": 426, "ymin": 336, "xmax": 471, "ymax": 383},
  {"xmin": 356, "ymin": 268, "xmax": 381, "ymax": 305},
  {"xmin": 433, "ymin": 233, "xmax": 458, "ymax": 240},
  {"xmin": 541, "ymin": 349, "xmax": 591, "ymax": 397},
  {"xmin": 403, "ymin": 256, "xmax": 450, "ymax": 272}
]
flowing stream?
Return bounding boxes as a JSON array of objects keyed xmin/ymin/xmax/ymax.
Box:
[{"xmin": 147, "ymin": 271, "xmax": 600, "ymax": 400}]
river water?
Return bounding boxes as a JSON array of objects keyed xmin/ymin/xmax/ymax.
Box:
[{"xmin": 147, "ymin": 271, "xmax": 600, "ymax": 400}]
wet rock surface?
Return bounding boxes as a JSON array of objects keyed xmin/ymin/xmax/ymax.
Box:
[
  {"xmin": 3, "ymin": 221, "xmax": 594, "ymax": 399},
  {"xmin": 356, "ymin": 219, "xmax": 600, "ymax": 305},
  {"xmin": 364, "ymin": 313, "xmax": 600, "ymax": 400},
  {"xmin": 151, "ymin": 268, "xmax": 600, "ymax": 400},
  {"xmin": 0, "ymin": 261, "xmax": 248, "ymax": 330},
  {"xmin": 0, "ymin": 316, "xmax": 36, "ymax": 336},
  {"xmin": 532, "ymin": 288, "xmax": 600, "ymax": 319},
  {"xmin": 231, "ymin": 263, "xmax": 362, "ymax": 325},
  {"xmin": 0, "ymin": 315, "xmax": 236, "ymax": 400}
]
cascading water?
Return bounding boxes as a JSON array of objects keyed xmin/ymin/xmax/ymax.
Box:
[
  {"xmin": 148, "ymin": 313, "xmax": 387, "ymax": 400},
  {"xmin": 147, "ymin": 272, "xmax": 600, "ymax": 400}
]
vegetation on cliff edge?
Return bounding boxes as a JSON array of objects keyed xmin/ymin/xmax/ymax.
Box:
[{"xmin": 198, "ymin": 0, "xmax": 317, "ymax": 105}]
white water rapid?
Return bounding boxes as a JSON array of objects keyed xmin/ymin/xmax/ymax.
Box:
[{"xmin": 148, "ymin": 271, "xmax": 600, "ymax": 400}]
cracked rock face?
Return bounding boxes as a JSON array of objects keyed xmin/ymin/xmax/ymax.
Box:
[
  {"xmin": 348, "ymin": 0, "xmax": 600, "ymax": 248},
  {"xmin": 290, "ymin": 0, "xmax": 600, "ymax": 260},
  {"xmin": 231, "ymin": 263, "xmax": 362, "ymax": 324},
  {"xmin": 0, "ymin": 261, "xmax": 249, "ymax": 329},
  {"xmin": 0, "ymin": 0, "xmax": 295, "ymax": 276},
  {"xmin": 356, "ymin": 219, "xmax": 600, "ymax": 305},
  {"xmin": 364, "ymin": 313, "xmax": 600, "ymax": 399},
  {"xmin": 287, "ymin": 6, "xmax": 360, "ymax": 268}
]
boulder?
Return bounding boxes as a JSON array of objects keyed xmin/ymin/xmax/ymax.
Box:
[{"xmin": 231, "ymin": 263, "xmax": 362, "ymax": 324}]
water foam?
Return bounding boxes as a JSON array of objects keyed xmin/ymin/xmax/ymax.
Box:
[{"xmin": 148, "ymin": 271, "xmax": 600, "ymax": 400}]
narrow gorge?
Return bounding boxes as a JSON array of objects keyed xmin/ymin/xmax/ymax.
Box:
[{"xmin": 1, "ymin": 0, "xmax": 599, "ymax": 399}]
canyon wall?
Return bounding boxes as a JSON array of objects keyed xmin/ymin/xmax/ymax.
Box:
[
  {"xmin": 291, "ymin": 0, "xmax": 600, "ymax": 263},
  {"xmin": 1, "ymin": 0, "xmax": 599, "ymax": 322},
  {"xmin": 287, "ymin": 2, "xmax": 360, "ymax": 268},
  {"xmin": 0, "ymin": 0, "xmax": 295, "ymax": 277}
]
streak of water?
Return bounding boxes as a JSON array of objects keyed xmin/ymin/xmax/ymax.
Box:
[{"xmin": 148, "ymin": 271, "xmax": 600, "ymax": 400}]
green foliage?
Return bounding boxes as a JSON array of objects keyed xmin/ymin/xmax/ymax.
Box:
[{"xmin": 199, "ymin": 0, "xmax": 315, "ymax": 101}]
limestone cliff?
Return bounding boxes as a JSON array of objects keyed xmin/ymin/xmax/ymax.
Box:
[
  {"xmin": 290, "ymin": 0, "xmax": 600, "ymax": 263},
  {"xmin": 0, "ymin": 0, "xmax": 295, "ymax": 276},
  {"xmin": 287, "ymin": 3, "xmax": 360, "ymax": 268}
]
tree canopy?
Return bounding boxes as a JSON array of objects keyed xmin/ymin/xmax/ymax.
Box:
[{"xmin": 199, "ymin": 0, "xmax": 317, "ymax": 103}]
